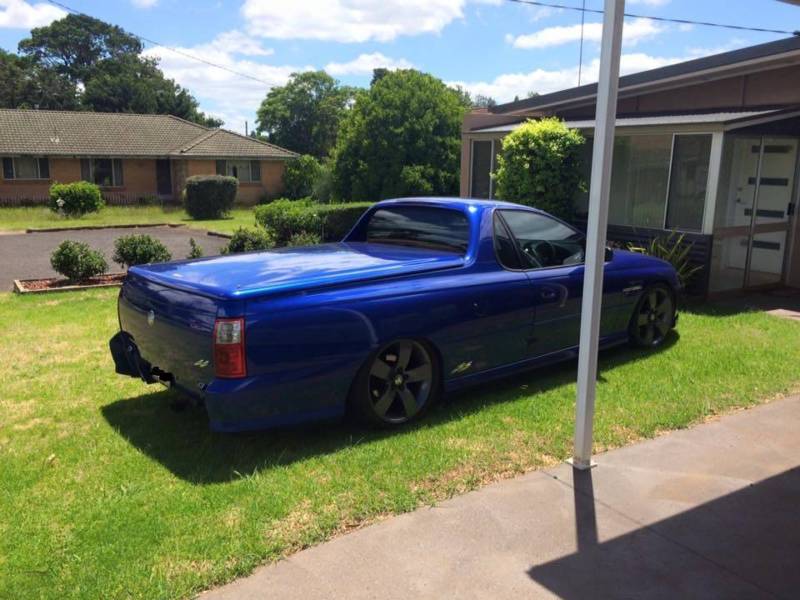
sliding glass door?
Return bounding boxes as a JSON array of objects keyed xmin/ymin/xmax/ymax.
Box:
[{"xmin": 710, "ymin": 136, "xmax": 798, "ymax": 292}]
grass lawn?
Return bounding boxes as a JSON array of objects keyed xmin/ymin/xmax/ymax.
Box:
[
  {"xmin": 0, "ymin": 206, "xmax": 258, "ymax": 235},
  {"xmin": 2, "ymin": 289, "xmax": 799, "ymax": 599}
]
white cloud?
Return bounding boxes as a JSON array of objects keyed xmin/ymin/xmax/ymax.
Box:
[
  {"xmin": 131, "ymin": 0, "xmax": 158, "ymax": 8},
  {"xmin": 325, "ymin": 53, "xmax": 413, "ymax": 76},
  {"xmin": 509, "ymin": 18, "xmax": 663, "ymax": 49},
  {"xmin": 628, "ymin": 0, "xmax": 670, "ymax": 5},
  {"xmin": 143, "ymin": 32, "xmax": 309, "ymax": 131},
  {"xmin": 447, "ymin": 51, "xmax": 685, "ymax": 103},
  {"xmin": 241, "ymin": 0, "xmax": 465, "ymax": 43},
  {"xmin": 0, "ymin": 0, "xmax": 65, "ymax": 28}
]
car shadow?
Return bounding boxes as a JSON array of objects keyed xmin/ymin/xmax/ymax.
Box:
[{"xmin": 101, "ymin": 332, "xmax": 678, "ymax": 485}]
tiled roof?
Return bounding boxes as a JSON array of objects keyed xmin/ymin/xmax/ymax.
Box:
[{"xmin": 0, "ymin": 109, "xmax": 295, "ymax": 160}]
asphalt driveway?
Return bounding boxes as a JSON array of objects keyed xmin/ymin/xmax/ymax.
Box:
[{"xmin": 0, "ymin": 226, "xmax": 228, "ymax": 291}]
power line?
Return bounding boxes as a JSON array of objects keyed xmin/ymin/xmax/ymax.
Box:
[
  {"xmin": 505, "ymin": 0, "xmax": 800, "ymax": 36},
  {"xmin": 45, "ymin": 0, "xmax": 276, "ymax": 87}
]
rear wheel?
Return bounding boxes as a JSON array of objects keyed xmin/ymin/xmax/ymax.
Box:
[
  {"xmin": 629, "ymin": 284, "xmax": 675, "ymax": 348},
  {"xmin": 352, "ymin": 339, "xmax": 440, "ymax": 427}
]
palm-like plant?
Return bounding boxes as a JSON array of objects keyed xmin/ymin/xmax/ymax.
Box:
[{"xmin": 628, "ymin": 232, "xmax": 702, "ymax": 289}]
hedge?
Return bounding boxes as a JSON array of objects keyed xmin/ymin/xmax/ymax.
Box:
[
  {"xmin": 183, "ymin": 175, "xmax": 238, "ymax": 219},
  {"xmin": 254, "ymin": 199, "xmax": 372, "ymax": 245},
  {"xmin": 49, "ymin": 181, "xmax": 104, "ymax": 216}
]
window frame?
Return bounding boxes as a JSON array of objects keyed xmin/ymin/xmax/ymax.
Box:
[
  {"xmin": 663, "ymin": 133, "xmax": 713, "ymax": 233},
  {"xmin": 494, "ymin": 208, "xmax": 586, "ymax": 273},
  {"xmin": 2, "ymin": 156, "xmax": 50, "ymax": 181},
  {"xmin": 217, "ymin": 159, "xmax": 263, "ymax": 183},
  {"xmin": 81, "ymin": 157, "xmax": 124, "ymax": 187},
  {"xmin": 469, "ymin": 138, "xmax": 499, "ymax": 199}
]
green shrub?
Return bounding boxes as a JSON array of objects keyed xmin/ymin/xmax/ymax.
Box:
[
  {"xmin": 493, "ymin": 117, "xmax": 586, "ymax": 221},
  {"xmin": 316, "ymin": 202, "xmax": 372, "ymax": 241},
  {"xmin": 187, "ymin": 238, "xmax": 204, "ymax": 259},
  {"xmin": 283, "ymin": 155, "xmax": 322, "ymax": 200},
  {"xmin": 183, "ymin": 175, "xmax": 238, "ymax": 219},
  {"xmin": 50, "ymin": 240, "xmax": 107, "ymax": 281},
  {"xmin": 287, "ymin": 231, "xmax": 322, "ymax": 247},
  {"xmin": 312, "ymin": 161, "xmax": 334, "ymax": 203},
  {"xmin": 223, "ymin": 227, "xmax": 276, "ymax": 254},
  {"xmin": 254, "ymin": 199, "xmax": 372, "ymax": 245},
  {"xmin": 112, "ymin": 234, "xmax": 172, "ymax": 268},
  {"xmin": 254, "ymin": 198, "xmax": 321, "ymax": 245},
  {"xmin": 628, "ymin": 232, "xmax": 703, "ymax": 289},
  {"xmin": 49, "ymin": 181, "xmax": 104, "ymax": 217}
]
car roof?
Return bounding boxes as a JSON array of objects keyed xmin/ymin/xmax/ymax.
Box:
[{"xmin": 375, "ymin": 196, "xmax": 542, "ymax": 212}]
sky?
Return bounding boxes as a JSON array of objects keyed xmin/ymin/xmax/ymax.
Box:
[{"xmin": 0, "ymin": 0, "xmax": 798, "ymax": 133}]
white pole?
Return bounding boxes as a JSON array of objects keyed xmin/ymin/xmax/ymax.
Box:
[{"xmin": 571, "ymin": 0, "xmax": 625, "ymax": 470}]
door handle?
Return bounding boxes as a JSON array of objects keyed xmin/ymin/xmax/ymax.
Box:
[{"xmin": 540, "ymin": 290, "xmax": 558, "ymax": 301}]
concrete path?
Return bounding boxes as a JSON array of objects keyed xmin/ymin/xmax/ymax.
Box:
[
  {"xmin": 206, "ymin": 395, "xmax": 800, "ymax": 600},
  {"xmin": 0, "ymin": 226, "xmax": 227, "ymax": 291}
]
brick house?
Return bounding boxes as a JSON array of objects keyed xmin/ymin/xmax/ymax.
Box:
[
  {"xmin": 461, "ymin": 37, "xmax": 800, "ymax": 295},
  {"xmin": 0, "ymin": 109, "xmax": 296, "ymax": 206}
]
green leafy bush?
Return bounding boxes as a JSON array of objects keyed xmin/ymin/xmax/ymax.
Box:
[
  {"xmin": 283, "ymin": 154, "xmax": 323, "ymax": 200},
  {"xmin": 50, "ymin": 240, "xmax": 107, "ymax": 281},
  {"xmin": 254, "ymin": 200, "xmax": 372, "ymax": 245},
  {"xmin": 223, "ymin": 227, "xmax": 276, "ymax": 254},
  {"xmin": 112, "ymin": 234, "xmax": 172, "ymax": 268},
  {"xmin": 49, "ymin": 181, "xmax": 104, "ymax": 217},
  {"xmin": 493, "ymin": 117, "xmax": 586, "ymax": 221},
  {"xmin": 628, "ymin": 232, "xmax": 703, "ymax": 289},
  {"xmin": 183, "ymin": 175, "xmax": 238, "ymax": 219},
  {"xmin": 187, "ymin": 238, "xmax": 204, "ymax": 259},
  {"xmin": 312, "ymin": 161, "xmax": 334, "ymax": 203},
  {"xmin": 254, "ymin": 199, "xmax": 322, "ymax": 246},
  {"xmin": 287, "ymin": 231, "xmax": 322, "ymax": 247}
]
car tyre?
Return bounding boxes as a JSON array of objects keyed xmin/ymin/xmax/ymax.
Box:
[
  {"xmin": 351, "ymin": 338, "xmax": 441, "ymax": 428},
  {"xmin": 629, "ymin": 283, "xmax": 676, "ymax": 348}
]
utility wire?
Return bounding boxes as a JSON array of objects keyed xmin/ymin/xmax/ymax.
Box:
[
  {"xmin": 45, "ymin": 0, "xmax": 276, "ymax": 86},
  {"xmin": 506, "ymin": 0, "xmax": 800, "ymax": 37}
]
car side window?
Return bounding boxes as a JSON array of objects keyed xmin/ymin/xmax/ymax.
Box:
[
  {"xmin": 493, "ymin": 213, "xmax": 523, "ymax": 269},
  {"xmin": 499, "ymin": 210, "xmax": 585, "ymax": 269}
]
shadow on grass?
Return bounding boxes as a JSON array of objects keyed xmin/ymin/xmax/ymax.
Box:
[
  {"xmin": 102, "ymin": 333, "xmax": 678, "ymax": 485},
  {"xmin": 683, "ymin": 288, "xmax": 800, "ymax": 318}
]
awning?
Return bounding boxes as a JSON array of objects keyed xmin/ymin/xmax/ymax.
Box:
[{"xmin": 471, "ymin": 108, "xmax": 797, "ymax": 133}]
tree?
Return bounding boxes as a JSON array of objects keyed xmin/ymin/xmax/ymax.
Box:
[
  {"xmin": 256, "ymin": 71, "xmax": 355, "ymax": 158},
  {"xmin": 472, "ymin": 94, "xmax": 497, "ymax": 109},
  {"xmin": 0, "ymin": 49, "xmax": 78, "ymax": 110},
  {"xmin": 15, "ymin": 14, "xmax": 220, "ymax": 126},
  {"xmin": 331, "ymin": 69, "xmax": 467, "ymax": 201},
  {"xmin": 19, "ymin": 14, "xmax": 141, "ymax": 85},
  {"xmin": 493, "ymin": 118, "xmax": 586, "ymax": 221}
]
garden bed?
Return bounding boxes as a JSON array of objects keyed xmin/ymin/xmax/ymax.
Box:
[{"xmin": 13, "ymin": 272, "xmax": 126, "ymax": 294}]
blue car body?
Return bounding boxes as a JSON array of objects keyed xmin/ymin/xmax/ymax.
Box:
[{"xmin": 111, "ymin": 198, "xmax": 679, "ymax": 432}]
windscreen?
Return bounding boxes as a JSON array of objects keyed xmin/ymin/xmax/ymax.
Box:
[{"xmin": 365, "ymin": 206, "xmax": 470, "ymax": 253}]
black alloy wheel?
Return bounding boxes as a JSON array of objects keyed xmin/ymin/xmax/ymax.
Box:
[
  {"xmin": 629, "ymin": 285, "xmax": 675, "ymax": 348},
  {"xmin": 353, "ymin": 339, "xmax": 439, "ymax": 427}
]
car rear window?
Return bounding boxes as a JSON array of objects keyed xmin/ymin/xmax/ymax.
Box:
[{"xmin": 365, "ymin": 206, "xmax": 470, "ymax": 253}]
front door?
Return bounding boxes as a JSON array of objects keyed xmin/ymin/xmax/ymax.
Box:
[
  {"xmin": 712, "ymin": 136, "xmax": 798, "ymax": 290},
  {"xmin": 156, "ymin": 159, "xmax": 172, "ymax": 197}
]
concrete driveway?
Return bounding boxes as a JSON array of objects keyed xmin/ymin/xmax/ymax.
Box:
[
  {"xmin": 206, "ymin": 395, "xmax": 800, "ymax": 600},
  {"xmin": 0, "ymin": 226, "xmax": 227, "ymax": 291}
]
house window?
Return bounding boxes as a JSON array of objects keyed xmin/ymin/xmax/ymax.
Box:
[
  {"xmin": 81, "ymin": 158, "xmax": 123, "ymax": 187},
  {"xmin": 665, "ymin": 134, "xmax": 712, "ymax": 232},
  {"xmin": 2, "ymin": 156, "xmax": 50, "ymax": 180},
  {"xmin": 215, "ymin": 160, "xmax": 262, "ymax": 183},
  {"xmin": 470, "ymin": 140, "xmax": 493, "ymax": 199}
]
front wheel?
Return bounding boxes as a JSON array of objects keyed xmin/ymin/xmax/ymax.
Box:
[
  {"xmin": 629, "ymin": 284, "xmax": 675, "ymax": 348},
  {"xmin": 351, "ymin": 339, "xmax": 440, "ymax": 428}
]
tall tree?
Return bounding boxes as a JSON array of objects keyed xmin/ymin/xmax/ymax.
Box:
[
  {"xmin": 256, "ymin": 71, "xmax": 355, "ymax": 158},
  {"xmin": 331, "ymin": 69, "xmax": 467, "ymax": 201},
  {"xmin": 19, "ymin": 14, "xmax": 141, "ymax": 86},
  {"xmin": 0, "ymin": 49, "xmax": 78, "ymax": 110},
  {"xmin": 16, "ymin": 14, "xmax": 220, "ymax": 126}
]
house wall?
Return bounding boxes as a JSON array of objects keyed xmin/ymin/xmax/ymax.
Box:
[{"xmin": 1, "ymin": 156, "xmax": 288, "ymax": 205}]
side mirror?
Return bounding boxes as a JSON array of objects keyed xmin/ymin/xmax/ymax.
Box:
[{"xmin": 605, "ymin": 247, "xmax": 614, "ymax": 262}]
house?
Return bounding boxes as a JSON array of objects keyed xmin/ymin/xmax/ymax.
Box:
[
  {"xmin": 461, "ymin": 36, "xmax": 800, "ymax": 295},
  {"xmin": 0, "ymin": 109, "xmax": 296, "ymax": 206}
]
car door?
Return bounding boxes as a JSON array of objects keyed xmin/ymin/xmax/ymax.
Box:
[{"xmin": 497, "ymin": 209, "xmax": 588, "ymax": 357}]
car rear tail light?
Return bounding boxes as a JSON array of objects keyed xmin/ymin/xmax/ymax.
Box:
[{"xmin": 214, "ymin": 318, "xmax": 246, "ymax": 378}]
